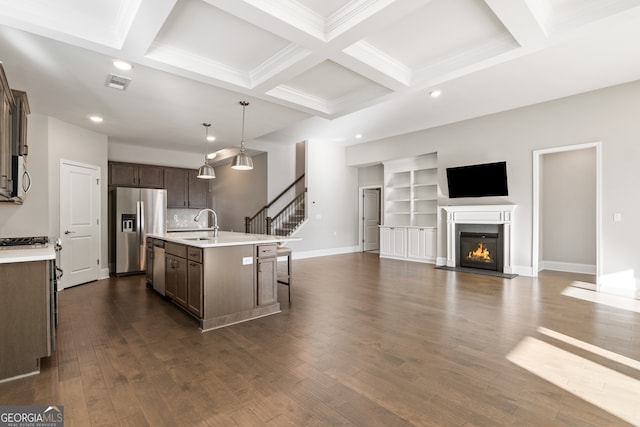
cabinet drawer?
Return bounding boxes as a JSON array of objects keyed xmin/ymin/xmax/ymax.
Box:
[
  {"xmin": 187, "ymin": 247, "xmax": 202, "ymax": 263},
  {"xmin": 165, "ymin": 241, "xmax": 186, "ymax": 258},
  {"xmin": 256, "ymin": 245, "xmax": 277, "ymax": 259}
]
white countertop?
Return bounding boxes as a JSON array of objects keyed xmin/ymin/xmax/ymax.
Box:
[
  {"xmin": 149, "ymin": 230, "xmax": 300, "ymax": 248},
  {"xmin": 0, "ymin": 246, "xmax": 56, "ymax": 264}
]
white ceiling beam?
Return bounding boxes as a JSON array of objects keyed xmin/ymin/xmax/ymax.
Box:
[
  {"xmin": 483, "ymin": 0, "xmax": 548, "ymax": 48},
  {"xmin": 120, "ymin": 0, "xmax": 178, "ymax": 57}
]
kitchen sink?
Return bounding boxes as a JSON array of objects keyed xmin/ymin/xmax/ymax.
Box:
[{"xmin": 184, "ymin": 237, "xmax": 215, "ymax": 241}]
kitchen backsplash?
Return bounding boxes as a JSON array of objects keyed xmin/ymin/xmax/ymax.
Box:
[{"xmin": 167, "ymin": 208, "xmax": 209, "ymax": 229}]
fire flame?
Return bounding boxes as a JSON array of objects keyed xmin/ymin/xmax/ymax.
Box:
[{"xmin": 468, "ymin": 242, "xmax": 491, "ymax": 262}]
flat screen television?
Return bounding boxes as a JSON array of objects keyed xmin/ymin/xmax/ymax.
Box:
[{"xmin": 446, "ymin": 161, "xmax": 508, "ymax": 198}]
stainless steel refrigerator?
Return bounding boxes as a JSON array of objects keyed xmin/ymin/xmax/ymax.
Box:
[{"xmin": 112, "ymin": 187, "xmax": 166, "ymax": 275}]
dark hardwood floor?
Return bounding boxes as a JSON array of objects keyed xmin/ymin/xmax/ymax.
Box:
[{"xmin": 1, "ymin": 253, "xmax": 639, "ymax": 426}]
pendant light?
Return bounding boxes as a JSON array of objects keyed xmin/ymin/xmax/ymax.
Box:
[
  {"xmin": 197, "ymin": 123, "xmax": 216, "ymax": 179},
  {"xmin": 231, "ymin": 101, "xmax": 254, "ymax": 170}
]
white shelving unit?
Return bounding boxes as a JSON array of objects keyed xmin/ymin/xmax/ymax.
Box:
[
  {"xmin": 383, "ymin": 154, "xmax": 438, "ymax": 227},
  {"xmin": 380, "ymin": 154, "xmax": 438, "ymax": 263}
]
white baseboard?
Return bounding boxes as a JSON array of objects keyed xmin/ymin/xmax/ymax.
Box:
[
  {"xmin": 293, "ymin": 246, "xmax": 360, "ymax": 260},
  {"xmin": 100, "ymin": 268, "xmax": 110, "ymax": 280},
  {"xmin": 540, "ymin": 260, "xmax": 596, "ymax": 275}
]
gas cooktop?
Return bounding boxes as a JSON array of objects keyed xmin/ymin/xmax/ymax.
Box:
[{"xmin": 0, "ymin": 236, "xmax": 49, "ymax": 248}]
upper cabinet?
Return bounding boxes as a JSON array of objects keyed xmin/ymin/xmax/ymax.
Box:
[
  {"xmin": 108, "ymin": 161, "xmax": 209, "ymax": 209},
  {"xmin": 164, "ymin": 168, "xmax": 187, "ymax": 207},
  {"xmin": 164, "ymin": 168, "xmax": 209, "ymax": 208},
  {"xmin": 187, "ymin": 170, "xmax": 208, "ymax": 209},
  {"xmin": 383, "ymin": 153, "xmax": 438, "ymax": 227},
  {"xmin": 11, "ymin": 90, "xmax": 29, "ymax": 157},
  {"xmin": 109, "ymin": 162, "xmax": 164, "ymax": 188},
  {"xmin": 0, "ymin": 64, "xmax": 29, "ymax": 202},
  {"xmin": 0, "ymin": 64, "xmax": 16, "ymax": 199}
]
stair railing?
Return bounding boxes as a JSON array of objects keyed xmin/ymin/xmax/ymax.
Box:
[
  {"xmin": 266, "ymin": 189, "xmax": 307, "ymax": 235},
  {"xmin": 246, "ymin": 174, "xmax": 306, "ymax": 235}
]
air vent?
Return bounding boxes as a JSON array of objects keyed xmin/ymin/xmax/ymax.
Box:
[{"xmin": 105, "ymin": 73, "xmax": 131, "ymax": 90}]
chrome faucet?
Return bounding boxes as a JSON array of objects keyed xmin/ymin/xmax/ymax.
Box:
[{"xmin": 194, "ymin": 209, "xmax": 219, "ymax": 237}]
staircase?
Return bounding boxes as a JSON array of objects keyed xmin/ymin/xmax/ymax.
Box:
[{"xmin": 245, "ymin": 174, "xmax": 307, "ymax": 237}]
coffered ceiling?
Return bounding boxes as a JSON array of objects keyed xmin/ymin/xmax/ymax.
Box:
[{"xmin": 1, "ymin": 0, "xmax": 640, "ymax": 156}]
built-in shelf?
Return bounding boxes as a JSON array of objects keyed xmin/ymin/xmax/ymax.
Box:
[{"xmin": 383, "ymin": 153, "xmax": 438, "ymax": 227}]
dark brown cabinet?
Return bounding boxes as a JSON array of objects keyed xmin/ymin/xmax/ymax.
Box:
[
  {"xmin": 11, "ymin": 90, "xmax": 29, "ymax": 156},
  {"xmin": 138, "ymin": 165, "xmax": 164, "ymax": 188},
  {"xmin": 187, "ymin": 170, "xmax": 208, "ymax": 209},
  {"xmin": 186, "ymin": 247, "xmax": 203, "ymax": 317},
  {"xmin": 164, "ymin": 168, "xmax": 187, "ymax": 207},
  {"xmin": 165, "ymin": 168, "xmax": 209, "ymax": 209},
  {"xmin": 0, "ymin": 260, "xmax": 52, "ymax": 381},
  {"xmin": 165, "ymin": 253, "xmax": 186, "ymax": 305},
  {"xmin": 0, "ymin": 65, "xmax": 15, "ymax": 198},
  {"xmin": 108, "ymin": 162, "xmax": 208, "ymax": 208},
  {"xmin": 109, "ymin": 162, "xmax": 164, "ymax": 188},
  {"xmin": 165, "ymin": 242, "xmax": 202, "ymax": 317},
  {"xmin": 0, "ymin": 65, "xmax": 30, "ymax": 202},
  {"xmin": 256, "ymin": 245, "xmax": 278, "ymax": 306}
]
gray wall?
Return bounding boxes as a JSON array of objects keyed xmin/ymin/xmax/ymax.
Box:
[
  {"xmin": 286, "ymin": 140, "xmax": 359, "ymax": 256},
  {"xmin": 48, "ymin": 117, "xmax": 109, "ymax": 275},
  {"xmin": 0, "ymin": 115, "xmax": 109, "ymax": 275},
  {"xmin": 210, "ymin": 153, "xmax": 268, "ymax": 232},
  {"xmin": 541, "ymin": 148, "xmax": 596, "ymax": 269},
  {"xmin": 358, "ymin": 164, "xmax": 383, "ymax": 187},
  {"xmin": 0, "ymin": 114, "xmax": 49, "ymax": 237},
  {"xmin": 346, "ymin": 80, "xmax": 640, "ymax": 288}
]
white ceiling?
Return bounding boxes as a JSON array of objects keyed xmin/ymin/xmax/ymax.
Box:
[{"xmin": 1, "ymin": 0, "xmax": 640, "ymax": 157}]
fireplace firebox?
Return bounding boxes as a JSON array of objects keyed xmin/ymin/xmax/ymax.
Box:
[{"xmin": 459, "ymin": 232, "xmax": 501, "ymax": 271}]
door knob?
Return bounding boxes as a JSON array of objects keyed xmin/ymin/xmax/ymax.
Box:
[{"xmin": 64, "ymin": 230, "xmax": 76, "ymax": 235}]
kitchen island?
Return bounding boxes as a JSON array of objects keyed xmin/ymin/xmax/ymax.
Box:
[{"xmin": 148, "ymin": 231, "xmax": 297, "ymax": 331}]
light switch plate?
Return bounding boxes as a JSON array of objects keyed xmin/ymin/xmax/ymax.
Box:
[{"xmin": 242, "ymin": 257, "xmax": 253, "ymax": 265}]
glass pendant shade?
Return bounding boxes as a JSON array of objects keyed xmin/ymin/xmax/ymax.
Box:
[{"xmin": 231, "ymin": 152, "xmax": 253, "ymax": 170}]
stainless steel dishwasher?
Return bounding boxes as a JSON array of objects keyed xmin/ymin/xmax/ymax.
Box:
[{"xmin": 152, "ymin": 240, "xmax": 165, "ymax": 296}]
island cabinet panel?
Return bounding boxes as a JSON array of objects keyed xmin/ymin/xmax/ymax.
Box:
[
  {"xmin": 165, "ymin": 253, "xmax": 186, "ymax": 304},
  {"xmin": 165, "ymin": 242, "xmax": 188, "ymax": 306},
  {"xmin": 187, "ymin": 247, "xmax": 203, "ymax": 316},
  {"xmin": 256, "ymin": 245, "xmax": 277, "ymax": 306},
  {"xmin": 203, "ymin": 245, "xmax": 255, "ymax": 319},
  {"xmin": 0, "ymin": 260, "xmax": 51, "ymax": 381}
]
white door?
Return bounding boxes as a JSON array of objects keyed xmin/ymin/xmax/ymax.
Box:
[
  {"xmin": 363, "ymin": 188, "xmax": 381, "ymax": 251},
  {"xmin": 60, "ymin": 161, "xmax": 100, "ymax": 289}
]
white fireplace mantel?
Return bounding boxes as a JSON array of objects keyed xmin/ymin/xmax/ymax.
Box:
[{"xmin": 442, "ymin": 205, "xmax": 517, "ymax": 274}]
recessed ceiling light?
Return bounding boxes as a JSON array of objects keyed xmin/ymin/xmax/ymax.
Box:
[
  {"xmin": 430, "ymin": 89, "xmax": 442, "ymax": 98},
  {"xmin": 89, "ymin": 115, "xmax": 103, "ymax": 123},
  {"xmin": 206, "ymin": 152, "xmax": 217, "ymax": 160},
  {"xmin": 355, "ymin": 133, "xmax": 363, "ymax": 139},
  {"xmin": 113, "ymin": 60, "xmax": 132, "ymax": 71}
]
